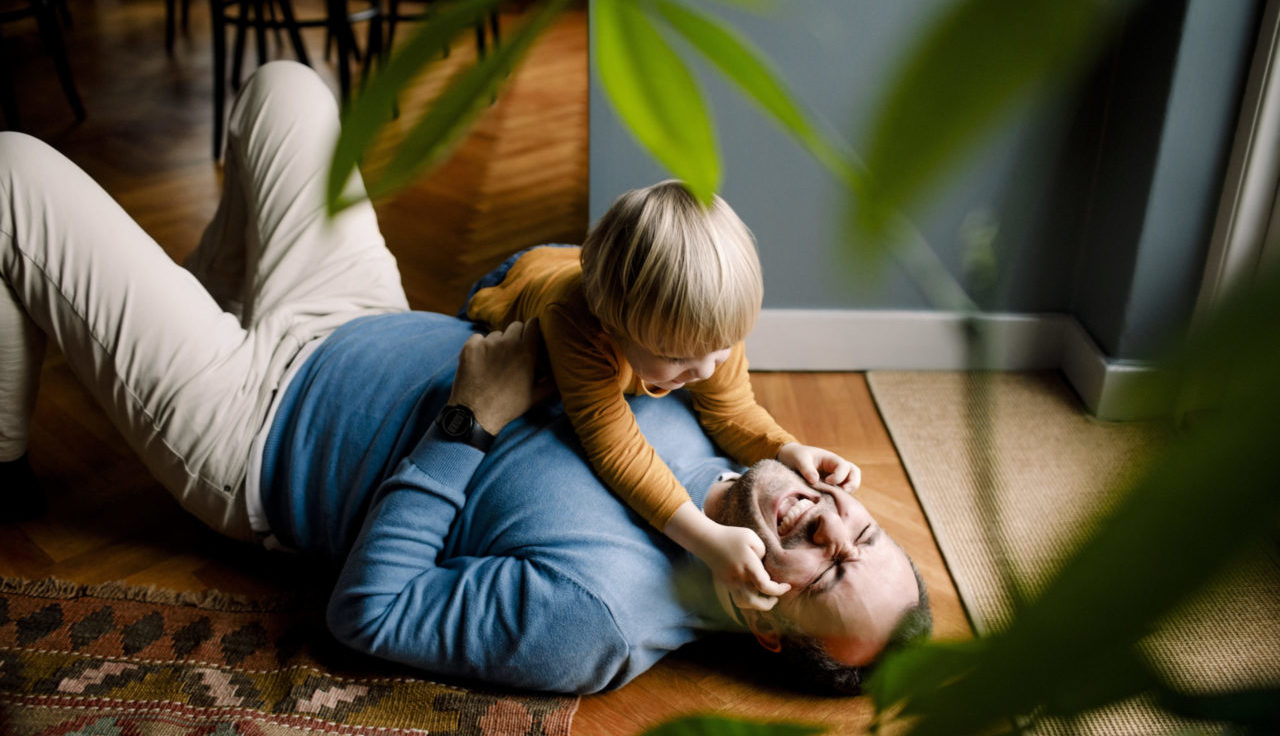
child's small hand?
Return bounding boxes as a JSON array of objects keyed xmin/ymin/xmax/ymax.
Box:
[
  {"xmin": 664, "ymin": 503, "xmax": 790, "ymax": 611},
  {"xmin": 727, "ymin": 578, "xmax": 787, "ymax": 612},
  {"xmin": 777, "ymin": 442, "xmax": 861, "ymax": 493},
  {"xmin": 699, "ymin": 522, "xmax": 791, "ymax": 611}
]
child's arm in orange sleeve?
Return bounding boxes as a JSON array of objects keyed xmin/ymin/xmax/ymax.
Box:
[
  {"xmin": 540, "ymin": 306, "xmax": 690, "ymax": 528},
  {"xmin": 542, "ymin": 310, "xmax": 790, "ymax": 609},
  {"xmin": 688, "ymin": 343, "xmax": 797, "ymax": 463},
  {"xmin": 692, "ymin": 344, "xmax": 860, "ymax": 492}
]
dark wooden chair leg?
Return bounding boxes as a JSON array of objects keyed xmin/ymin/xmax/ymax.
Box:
[
  {"xmin": 165, "ymin": 0, "xmax": 191, "ymax": 53},
  {"xmin": 252, "ymin": 0, "xmax": 268, "ymax": 67},
  {"xmin": 264, "ymin": 0, "xmax": 283, "ymax": 50},
  {"xmin": 212, "ymin": 0, "xmax": 227, "ymax": 158},
  {"xmin": 230, "ymin": 0, "xmax": 248, "ymax": 90},
  {"xmin": 165, "ymin": 0, "xmax": 176, "ymax": 53},
  {"xmin": 361, "ymin": 0, "xmax": 381, "ymax": 88},
  {"xmin": 328, "ymin": 0, "xmax": 351, "ymax": 101},
  {"xmin": 207, "ymin": 0, "xmax": 378, "ymax": 155},
  {"xmin": 473, "ymin": 8, "xmax": 500, "ymax": 61},
  {"xmin": 275, "ymin": 0, "xmax": 311, "ymax": 66},
  {"xmin": 385, "ymin": 0, "xmax": 399, "ymax": 53},
  {"xmin": 0, "ymin": 34, "xmax": 21, "ymax": 131},
  {"xmin": 33, "ymin": 0, "xmax": 84, "ymax": 121}
]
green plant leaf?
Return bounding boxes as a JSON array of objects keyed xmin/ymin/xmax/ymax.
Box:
[
  {"xmin": 595, "ymin": 0, "xmax": 720, "ymax": 204},
  {"xmin": 858, "ymin": 0, "xmax": 1130, "ymax": 235},
  {"xmin": 366, "ymin": 0, "xmax": 573, "ymax": 204},
  {"xmin": 876, "ymin": 264, "xmax": 1280, "ymax": 736},
  {"xmin": 701, "ymin": 0, "xmax": 776, "ymax": 12},
  {"xmin": 1034, "ymin": 647, "xmax": 1161, "ymax": 721},
  {"xmin": 650, "ymin": 0, "xmax": 860, "ymax": 193},
  {"xmin": 864, "ymin": 637, "xmax": 982, "ymax": 713},
  {"xmin": 1155, "ymin": 684, "xmax": 1280, "ymax": 733},
  {"xmin": 326, "ymin": 0, "xmax": 507, "ymax": 214},
  {"xmin": 641, "ymin": 714, "xmax": 826, "ymax": 736}
]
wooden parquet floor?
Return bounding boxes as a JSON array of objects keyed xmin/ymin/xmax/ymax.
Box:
[{"xmin": 0, "ymin": 2, "xmax": 969, "ymax": 733}]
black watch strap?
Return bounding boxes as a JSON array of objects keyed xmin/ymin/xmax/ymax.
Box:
[{"xmin": 435, "ymin": 404, "xmax": 495, "ymax": 452}]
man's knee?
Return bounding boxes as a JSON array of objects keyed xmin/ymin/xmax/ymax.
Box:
[
  {"xmin": 0, "ymin": 132, "xmax": 75, "ymax": 207},
  {"xmin": 0, "ymin": 132, "xmax": 62, "ymax": 181},
  {"xmin": 251, "ymin": 59, "xmax": 325, "ymax": 90},
  {"xmin": 233, "ymin": 61, "xmax": 338, "ymax": 125}
]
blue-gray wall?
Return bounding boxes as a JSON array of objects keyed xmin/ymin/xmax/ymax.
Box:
[{"xmin": 588, "ymin": 0, "xmax": 1262, "ymax": 361}]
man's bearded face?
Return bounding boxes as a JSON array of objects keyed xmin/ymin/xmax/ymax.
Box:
[{"xmin": 715, "ymin": 460, "xmax": 920, "ymax": 664}]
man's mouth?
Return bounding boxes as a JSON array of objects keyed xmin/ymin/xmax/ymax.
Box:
[{"xmin": 777, "ymin": 493, "xmax": 817, "ymax": 536}]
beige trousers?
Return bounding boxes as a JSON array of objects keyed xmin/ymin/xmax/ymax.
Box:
[{"xmin": 0, "ymin": 61, "xmax": 409, "ymax": 541}]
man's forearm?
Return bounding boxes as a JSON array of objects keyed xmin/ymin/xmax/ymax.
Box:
[{"xmin": 326, "ymin": 434, "xmax": 628, "ymax": 693}]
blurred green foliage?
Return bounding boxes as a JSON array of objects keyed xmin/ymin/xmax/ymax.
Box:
[
  {"xmin": 324, "ymin": 1, "xmax": 1280, "ymax": 734},
  {"xmin": 858, "ymin": 3, "xmax": 1279, "ymax": 731},
  {"xmin": 327, "ymin": 0, "xmax": 852, "ymax": 211},
  {"xmin": 864, "ymin": 259, "xmax": 1280, "ymax": 735},
  {"xmin": 856, "ymin": 0, "xmax": 1131, "ymax": 236},
  {"xmin": 327, "ymin": 0, "xmax": 570, "ymax": 214}
]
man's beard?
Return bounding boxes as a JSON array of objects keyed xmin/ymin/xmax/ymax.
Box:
[
  {"xmin": 718, "ymin": 461, "xmax": 770, "ymax": 534},
  {"xmin": 720, "ymin": 460, "xmax": 839, "ymax": 550}
]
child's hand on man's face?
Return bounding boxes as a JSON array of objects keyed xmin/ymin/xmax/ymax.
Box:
[
  {"xmin": 665, "ymin": 503, "xmax": 791, "ymax": 611},
  {"xmin": 705, "ymin": 523, "xmax": 791, "ymax": 611},
  {"xmin": 776, "ymin": 442, "xmax": 861, "ymax": 494}
]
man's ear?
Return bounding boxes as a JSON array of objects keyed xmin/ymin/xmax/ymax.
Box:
[{"xmin": 741, "ymin": 610, "xmax": 783, "ymax": 653}]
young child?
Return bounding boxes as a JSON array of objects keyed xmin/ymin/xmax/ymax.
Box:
[{"xmin": 463, "ymin": 180, "xmax": 859, "ymax": 610}]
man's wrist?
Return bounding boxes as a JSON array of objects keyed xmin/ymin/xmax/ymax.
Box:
[{"xmin": 435, "ymin": 404, "xmax": 496, "ymax": 452}]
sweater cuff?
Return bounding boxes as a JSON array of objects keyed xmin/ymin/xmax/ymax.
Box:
[{"xmin": 407, "ymin": 423, "xmax": 488, "ymax": 488}]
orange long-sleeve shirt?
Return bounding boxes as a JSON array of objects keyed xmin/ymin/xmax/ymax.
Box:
[{"xmin": 465, "ymin": 246, "xmax": 796, "ymax": 529}]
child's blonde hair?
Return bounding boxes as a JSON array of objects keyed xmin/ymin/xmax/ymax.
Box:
[{"xmin": 581, "ymin": 180, "xmax": 763, "ymax": 357}]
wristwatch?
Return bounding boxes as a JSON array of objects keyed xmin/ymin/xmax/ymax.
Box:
[{"xmin": 435, "ymin": 404, "xmax": 495, "ymax": 452}]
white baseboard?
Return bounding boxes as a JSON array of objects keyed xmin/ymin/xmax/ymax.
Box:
[
  {"xmin": 1057, "ymin": 319, "xmax": 1173, "ymax": 420},
  {"xmin": 745, "ymin": 309, "xmax": 1169, "ymax": 420}
]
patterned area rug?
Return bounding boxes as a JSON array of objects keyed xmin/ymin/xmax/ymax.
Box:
[{"xmin": 0, "ymin": 577, "xmax": 577, "ymax": 735}]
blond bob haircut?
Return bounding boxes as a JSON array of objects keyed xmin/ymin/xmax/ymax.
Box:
[{"xmin": 581, "ymin": 180, "xmax": 763, "ymax": 357}]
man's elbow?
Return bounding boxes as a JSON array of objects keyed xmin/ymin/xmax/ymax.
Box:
[
  {"xmin": 325, "ymin": 589, "xmax": 387, "ymax": 653},
  {"xmin": 507, "ymin": 660, "xmax": 626, "ymax": 695},
  {"xmin": 517, "ymin": 635, "xmax": 637, "ymax": 694}
]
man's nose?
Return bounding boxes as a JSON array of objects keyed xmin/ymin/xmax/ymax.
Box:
[{"xmin": 812, "ymin": 513, "xmax": 853, "ymax": 553}]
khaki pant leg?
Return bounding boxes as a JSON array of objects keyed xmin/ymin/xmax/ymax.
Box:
[
  {"xmin": 215, "ymin": 61, "xmax": 409, "ymax": 341},
  {"xmin": 0, "ymin": 131, "xmax": 259, "ymax": 539}
]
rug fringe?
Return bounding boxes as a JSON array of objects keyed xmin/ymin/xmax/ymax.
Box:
[{"xmin": 0, "ymin": 576, "xmax": 320, "ymax": 612}]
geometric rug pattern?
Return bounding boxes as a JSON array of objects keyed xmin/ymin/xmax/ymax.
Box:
[{"xmin": 0, "ymin": 577, "xmax": 577, "ymax": 735}]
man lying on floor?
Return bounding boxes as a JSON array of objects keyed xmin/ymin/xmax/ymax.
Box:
[{"xmin": 0, "ymin": 60, "xmax": 929, "ymax": 694}]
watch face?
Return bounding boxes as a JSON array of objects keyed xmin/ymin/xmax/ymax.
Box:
[{"xmin": 441, "ymin": 405, "xmax": 473, "ymax": 437}]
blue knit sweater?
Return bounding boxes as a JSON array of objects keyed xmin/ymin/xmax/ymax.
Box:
[{"xmin": 259, "ymin": 312, "xmax": 737, "ymax": 692}]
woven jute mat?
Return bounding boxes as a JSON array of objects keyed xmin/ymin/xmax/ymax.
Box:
[
  {"xmin": 0, "ymin": 576, "xmax": 577, "ymax": 735},
  {"xmin": 867, "ymin": 371, "xmax": 1280, "ymax": 735}
]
